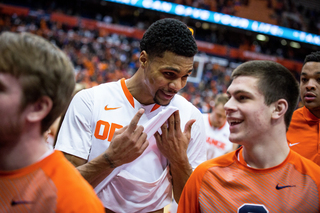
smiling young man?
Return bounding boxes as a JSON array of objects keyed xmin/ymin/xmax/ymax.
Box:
[
  {"xmin": 287, "ymin": 51, "xmax": 320, "ymax": 166},
  {"xmin": 55, "ymin": 18, "xmax": 206, "ymax": 213},
  {"xmin": 177, "ymin": 60, "xmax": 320, "ymax": 213},
  {"xmin": 0, "ymin": 32, "xmax": 104, "ymax": 212}
]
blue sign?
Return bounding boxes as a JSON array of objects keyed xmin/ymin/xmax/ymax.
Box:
[{"xmin": 104, "ymin": 0, "xmax": 320, "ymax": 46}]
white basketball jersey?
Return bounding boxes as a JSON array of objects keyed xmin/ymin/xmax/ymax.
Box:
[
  {"xmin": 55, "ymin": 79, "xmax": 206, "ymax": 212},
  {"xmin": 203, "ymin": 113, "xmax": 233, "ymax": 159}
]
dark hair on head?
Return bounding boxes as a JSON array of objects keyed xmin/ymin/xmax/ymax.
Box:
[
  {"xmin": 140, "ymin": 18, "xmax": 197, "ymax": 59},
  {"xmin": 231, "ymin": 60, "xmax": 299, "ymax": 130},
  {"xmin": 304, "ymin": 51, "xmax": 320, "ymax": 64}
]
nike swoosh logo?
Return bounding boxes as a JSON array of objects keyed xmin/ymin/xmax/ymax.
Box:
[
  {"xmin": 276, "ymin": 183, "xmax": 296, "ymax": 190},
  {"xmin": 289, "ymin": 142, "xmax": 300, "ymax": 147},
  {"xmin": 104, "ymin": 105, "xmax": 121, "ymax": 111},
  {"xmin": 11, "ymin": 200, "xmax": 33, "ymax": 206}
]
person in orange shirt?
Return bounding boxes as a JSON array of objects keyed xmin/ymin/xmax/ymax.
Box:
[
  {"xmin": 0, "ymin": 32, "xmax": 105, "ymax": 212},
  {"xmin": 287, "ymin": 51, "xmax": 320, "ymax": 166},
  {"xmin": 178, "ymin": 60, "xmax": 320, "ymax": 212}
]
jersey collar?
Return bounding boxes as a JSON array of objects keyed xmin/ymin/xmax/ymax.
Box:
[{"xmin": 120, "ymin": 78, "xmax": 160, "ymax": 112}]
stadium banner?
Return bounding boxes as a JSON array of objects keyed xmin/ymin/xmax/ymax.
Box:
[{"xmin": 103, "ymin": 0, "xmax": 320, "ymax": 47}]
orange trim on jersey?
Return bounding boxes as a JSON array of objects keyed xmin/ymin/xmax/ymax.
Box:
[
  {"xmin": 151, "ymin": 104, "xmax": 161, "ymax": 112},
  {"xmin": 120, "ymin": 78, "xmax": 134, "ymax": 108}
]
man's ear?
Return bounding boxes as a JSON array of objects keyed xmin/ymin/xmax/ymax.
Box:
[
  {"xmin": 271, "ymin": 99, "xmax": 288, "ymax": 120},
  {"xmin": 139, "ymin": 50, "xmax": 148, "ymax": 68},
  {"xmin": 26, "ymin": 96, "xmax": 53, "ymax": 123}
]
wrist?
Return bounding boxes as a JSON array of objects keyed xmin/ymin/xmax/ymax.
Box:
[{"xmin": 103, "ymin": 153, "xmax": 116, "ymax": 168}]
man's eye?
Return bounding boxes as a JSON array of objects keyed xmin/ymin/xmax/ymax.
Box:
[
  {"xmin": 301, "ymin": 78, "xmax": 307, "ymax": 83},
  {"xmin": 164, "ymin": 72, "xmax": 174, "ymax": 77},
  {"xmin": 239, "ymin": 95, "xmax": 247, "ymax": 100}
]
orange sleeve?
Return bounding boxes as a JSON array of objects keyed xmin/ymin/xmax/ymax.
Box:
[
  {"xmin": 287, "ymin": 106, "xmax": 320, "ymax": 166},
  {"xmin": 289, "ymin": 150, "xmax": 320, "ymax": 207},
  {"xmin": 43, "ymin": 151, "xmax": 105, "ymax": 213},
  {"xmin": 177, "ymin": 159, "xmax": 216, "ymax": 213}
]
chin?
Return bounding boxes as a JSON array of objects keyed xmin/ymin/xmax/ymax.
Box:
[{"xmin": 154, "ymin": 98, "xmax": 171, "ymax": 106}]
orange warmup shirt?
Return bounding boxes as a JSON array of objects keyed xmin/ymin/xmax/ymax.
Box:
[
  {"xmin": 0, "ymin": 150, "xmax": 105, "ymax": 213},
  {"xmin": 287, "ymin": 106, "xmax": 320, "ymax": 166},
  {"xmin": 178, "ymin": 147, "xmax": 320, "ymax": 213}
]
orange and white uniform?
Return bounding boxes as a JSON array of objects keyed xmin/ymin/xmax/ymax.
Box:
[
  {"xmin": 203, "ymin": 113, "xmax": 233, "ymax": 159},
  {"xmin": 287, "ymin": 106, "xmax": 320, "ymax": 166},
  {"xmin": 55, "ymin": 78, "xmax": 206, "ymax": 213},
  {"xmin": 0, "ymin": 150, "xmax": 104, "ymax": 213},
  {"xmin": 178, "ymin": 147, "xmax": 320, "ymax": 213}
]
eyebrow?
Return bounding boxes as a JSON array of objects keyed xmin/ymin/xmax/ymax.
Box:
[
  {"xmin": 162, "ymin": 67, "xmax": 193, "ymax": 74},
  {"xmin": 301, "ymin": 71, "xmax": 320, "ymax": 76},
  {"xmin": 227, "ymin": 90, "xmax": 251, "ymax": 96}
]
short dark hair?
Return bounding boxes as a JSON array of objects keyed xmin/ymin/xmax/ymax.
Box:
[
  {"xmin": 231, "ymin": 60, "xmax": 299, "ymax": 130},
  {"xmin": 140, "ymin": 18, "xmax": 197, "ymax": 59},
  {"xmin": 304, "ymin": 51, "xmax": 320, "ymax": 64}
]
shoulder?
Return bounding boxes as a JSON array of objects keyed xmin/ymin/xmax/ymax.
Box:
[
  {"xmin": 41, "ymin": 151, "xmax": 104, "ymax": 212},
  {"xmin": 291, "ymin": 107, "xmax": 304, "ymax": 118},
  {"xmin": 289, "ymin": 150, "xmax": 320, "ymax": 181},
  {"xmin": 194, "ymin": 152, "xmax": 235, "ymax": 176},
  {"xmin": 171, "ymin": 94, "xmax": 202, "ymax": 115}
]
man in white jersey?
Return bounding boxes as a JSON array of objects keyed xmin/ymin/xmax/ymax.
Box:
[
  {"xmin": 55, "ymin": 18, "xmax": 206, "ymax": 213},
  {"xmin": 203, "ymin": 93, "xmax": 238, "ymax": 159}
]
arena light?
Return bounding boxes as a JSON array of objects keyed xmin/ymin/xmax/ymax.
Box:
[
  {"xmin": 104, "ymin": 0, "xmax": 320, "ymax": 47},
  {"xmin": 256, "ymin": 34, "xmax": 268, "ymax": 42},
  {"xmin": 281, "ymin": 39, "xmax": 287, "ymax": 46},
  {"xmin": 290, "ymin": 41, "xmax": 301, "ymax": 49}
]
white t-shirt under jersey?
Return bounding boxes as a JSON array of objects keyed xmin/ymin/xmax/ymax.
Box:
[
  {"xmin": 203, "ymin": 113, "xmax": 233, "ymax": 159},
  {"xmin": 55, "ymin": 78, "xmax": 206, "ymax": 213}
]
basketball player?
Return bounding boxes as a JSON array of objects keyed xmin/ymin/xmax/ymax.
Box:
[
  {"xmin": 55, "ymin": 18, "xmax": 206, "ymax": 213},
  {"xmin": 178, "ymin": 60, "xmax": 320, "ymax": 212},
  {"xmin": 287, "ymin": 51, "xmax": 320, "ymax": 166}
]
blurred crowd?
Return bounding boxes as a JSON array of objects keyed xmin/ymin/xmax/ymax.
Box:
[
  {"xmin": 0, "ymin": 11, "xmax": 235, "ymax": 113},
  {"xmin": 1, "ymin": 0, "xmax": 316, "ymax": 111}
]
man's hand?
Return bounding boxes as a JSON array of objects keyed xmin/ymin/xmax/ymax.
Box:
[
  {"xmin": 154, "ymin": 110, "xmax": 195, "ymax": 165},
  {"xmin": 105, "ymin": 108, "xmax": 149, "ymax": 168},
  {"xmin": 154, "ymin": 110, "xmax": 195, "ymax": 202}
]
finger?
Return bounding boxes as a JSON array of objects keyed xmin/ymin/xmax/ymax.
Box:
[
  {"xmin": 115, "ymin": 126, "xmax": 128, "ymax": 135},
  {"xmin": 127, "ymin": 108, "xmax": 145, "ymax": 133},
  {"xmin": 111, "ymin": 126, "xmax": 128, "ymax": 141},
  {"xmin": 184, "ymin": 119, "xmax": 196, "ymax": 137},
  {"xmin": 154, "ymin": 131, "xmax": 161, "ymax": 146},
  {"xmin": 160, "ymin": 122, "xmax": 168, "ymax": 139},
  {"xmin": 140, "ymin": 139, "xmax": 149, "ymax": 152},
  {"xmin": 173, "ymin": 110, "xmax": 181, "ymax": 131},
  {"xmin": 137, "ymin": 133, "xmax": 148, "ymax": 152},
  {"xmin": 131, "ymin": 125, "xmax": 145, "ymax": 141},
  {"xmin": 167, "ymin": 114, "xmax": 175, "ymax": 136}
]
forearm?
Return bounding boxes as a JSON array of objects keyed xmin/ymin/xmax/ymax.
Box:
[
  {"xmin": 77, "ymin": 153, "xmax": 115, "ymax": 188},
  {"xmin": 170, "ymin": 158, "xmax": 193, "ymax": 203}
]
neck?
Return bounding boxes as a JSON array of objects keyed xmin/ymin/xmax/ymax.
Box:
[
  {"xmin": 0, "ymin": 128, "xmax": 49, "ymax": 171},
  {"xmin": 308, "ymin": 106, "xmax": 320, "ymax": 119},
  {"xmin": 126, "ymin": 70, "xmax": 155, "ymax": 105},
  {"xmin": 241, "ymin": 127, "xmax": 289, "ymax": 169}
]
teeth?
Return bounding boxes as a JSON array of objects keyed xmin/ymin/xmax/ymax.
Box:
[
  {"xmin": 229, "ymin": 119, "xmax": 242, "ymax": 126},
  {"xmin": 229, "ymin": 119, "xmax": 241, "ymax": 123}
]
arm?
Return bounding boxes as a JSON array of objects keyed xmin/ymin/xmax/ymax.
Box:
[
  {"xmin": 64, "ymin": 109, "xmax": 149, "ymax": 188},
  {"xmin": 154, "ymin": 110, "xmax": 195, "ymax": 202}
]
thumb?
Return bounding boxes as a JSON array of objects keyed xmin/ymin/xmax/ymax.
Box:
[
  {"xmin": 113, "ymin": 126, "xmax": 128, "ymax": 137},
  {"xmin": 183, "ymin": 119, "xmax": 195, "ymax": 137}
]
